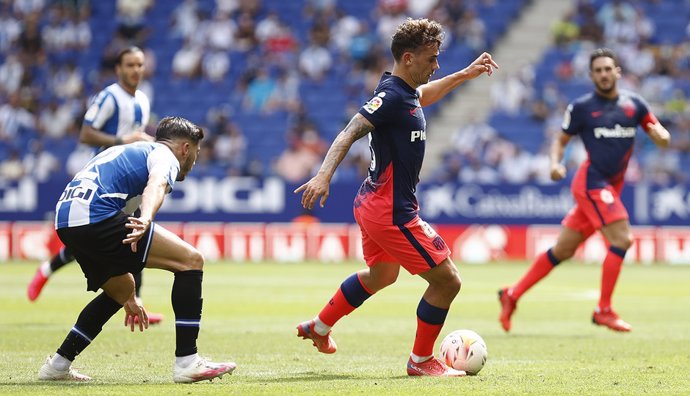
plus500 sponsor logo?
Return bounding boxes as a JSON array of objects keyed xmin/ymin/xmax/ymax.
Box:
[{"xmin": 161, "ymin": 177, "xmax": 285, "ymax": 213}]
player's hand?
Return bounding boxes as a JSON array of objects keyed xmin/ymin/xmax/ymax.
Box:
[
  {"xmin": 123, "ymin": 296, "xmax": 149, "ymax": 332},
  {"xmin": 550, "ymin": 163, "xmax": 567, "ymax": 181},
  {"xmin": 465, "ymin": 52, "xmax": 499, "ymax": 78},
  {"xmin": 123, "ymin": 217, "xmax": 152, "ymax": 252},
  {"xmin": 123, "ymin": 131, "xmax": 154, "ymax": 144},
  {"xmin": 294, "ymin": 175, "xmax": 330, "ymax": 210}
]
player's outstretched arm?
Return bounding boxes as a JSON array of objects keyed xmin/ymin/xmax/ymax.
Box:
[
  {"xmin": 295, "ymin": 113, "xmax": 374, "ymax": 209},
  {"xmin": 549, "ymin": 132, "xmax": 572, "ymax": 181},
  {"xmin": 418, "ymin": 52, "xmax": 499, "ymax": 107},
  {"xmin": 646, "ymin": 122, "xmax": 670, "ymax": 148}
]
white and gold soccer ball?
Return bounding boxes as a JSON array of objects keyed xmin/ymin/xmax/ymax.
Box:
[{"xmin": 439, "ymin": 329, "xmax": 488, "ymax": 375}]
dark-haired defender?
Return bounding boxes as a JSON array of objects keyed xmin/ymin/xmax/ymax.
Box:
[
  {"xmin": 294, "ymin": 18, "xmax": 498, "ymax": 376},
  {"xmin": 498, "ymin": 48, "xmax": 670, "ymax": 333},
  {"xmin": 38, "ymin": 117, "xmax": 236, "ymax": 382},
  {"xmin": 28, "ymin": 47, "xmax": 163, "ymax": 325}
]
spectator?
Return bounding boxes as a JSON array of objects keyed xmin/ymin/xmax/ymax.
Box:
[
  {"xmin": 23, "ymin": 139, "xmax": 59, "ymax": 182},
  {"xmin": 172, "ymin": 39, "xmax": 202, "ymax": 79},
  {"xmin": 0, "ymin": 4, "xmax": 23, "ymax": 53},
  {"xmin": 201, "ymin": 50, "xmax": 230, "ymax": 82},
  {"xmin": 0, "ymin": 53, "xmax": 24, "ymax": 94},
  {"xmin": 0, "ymin": 149, "xmax": 25, "ymax": 181},
  {"xmin": 39, "ymin": 99, "xmax": 74, "ymax": 139},
  {"xmin": 0, "ymin": 93, "xmax": 35, "ymax": 141},
  {"xmin": 243, "ymin": 68, "xmax": 275, "ymax": 112},
  {"xmin": 213, "ymin": 121, "xmax": 246, "ymax": 169},
  {"xmin": 298, "ymin": 37, "xmax": 332, "ymax": 81}
]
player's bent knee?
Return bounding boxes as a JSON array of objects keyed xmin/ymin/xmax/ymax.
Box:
[
  {"xmin": 101, "ymin": 274, "xmax": 136, "ymax": 305},
  {"xmin": 186, "ymin": 248, "xmax": 204, "ymax": 271}
]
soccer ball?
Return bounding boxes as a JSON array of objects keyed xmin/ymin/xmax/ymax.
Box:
[{"xmin": 439, "ymin": 329, "xmax": 488, "ymax": 375}]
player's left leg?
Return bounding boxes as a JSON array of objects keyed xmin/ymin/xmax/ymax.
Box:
[
  {"xmin": 145, "ymin": 224, "xmax": 235, "ymax": 382},
  {"xmin": 297, "ymin": 263, "xmax": 400, "ymax": 354},
  {"xmin": 594, "ymin": 219, "xmax": 633, "ymax": 332},
  {"xmin": 407, "ymin": 258, "xmax": 465, "ymax": 377},
  {"xmin": 40, "ymin": 273, "xmax": 134, "ymax": 381}
]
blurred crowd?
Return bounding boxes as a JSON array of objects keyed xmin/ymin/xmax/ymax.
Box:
[
  {"xmin": 436, "ymin": 0, "xmax": 690, "ymax": 186},
  {"xmin": 1, "ymin": 0, "xmax": 688, "ymax": 187}
]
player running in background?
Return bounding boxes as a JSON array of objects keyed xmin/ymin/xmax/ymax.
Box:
[
  {"xmin": 294, "ymin": 18, "xmax": 498, "ymax": 376},
  {"xmin": 498, "ymin": 48, "xmax": 670, "ymax": 333},
  {"xmin": 38, "ymin": 116, "xmax": 235, "ymax": 382},
  {"xmin": 27, "ymin": 47, "xmax": 163, "ymax": 324}
]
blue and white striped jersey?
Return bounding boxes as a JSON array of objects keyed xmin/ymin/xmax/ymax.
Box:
[
  {"xmin": 55, "ymin": 142, "xmax": 179, "ymax": 229},
  {"xmin": 83, "ymin": 83, "xmax": 150, "ymax": 137}
]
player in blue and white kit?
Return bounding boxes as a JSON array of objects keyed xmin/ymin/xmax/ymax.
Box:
[
  {"xmin": 38, "ymin": 117, "xmax": 236, "ymax": 383},
  {"xmin": 28, "ymin": 48, "xmax": 162, "ymax": 324},
  {"xmin": 499, "ymin": 48, "xmax": 671, "ymax": 333},
  {"xmin": 294, "ymin": 18, "xmax": 498, "ymax": 376}
]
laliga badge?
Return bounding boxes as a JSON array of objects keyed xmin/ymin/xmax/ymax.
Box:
[{"xmin": 363, "ymin": 96, "xmax": 383, "ymax": 114}]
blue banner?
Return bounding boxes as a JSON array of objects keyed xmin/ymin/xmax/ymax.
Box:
[{"xmin": 0, "ymin": 176, "xmax": 686, "ymax": 226}]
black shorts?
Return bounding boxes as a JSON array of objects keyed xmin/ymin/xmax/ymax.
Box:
[{"xmin": 56, "ymin": 212, "xmax": 155, "ymax": 292}]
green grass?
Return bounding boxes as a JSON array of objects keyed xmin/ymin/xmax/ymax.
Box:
[{"xmin": 1, "ymin": 260, "xmax": 689, "ymax": 395}]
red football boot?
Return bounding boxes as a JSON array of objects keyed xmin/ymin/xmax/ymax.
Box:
[
  {"xmin": 406, "ymin": 357, "xmax": 466, "ymax": 377},
  {"xmin": 28, "ymin": 266, "xmax": 49, "ymax": 302},
  {"xmin": 498, "ymin": 288, "xmax": 517, "ymax": 332},
  {"xmin": 296, "ymin": 320, "xmax": 337, "ymax": 354},
  {"xmin": 592, "ymin": 308, "xmax": 632, "ymax": 332}
]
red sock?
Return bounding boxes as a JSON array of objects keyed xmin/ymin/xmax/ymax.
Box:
[
  {"xmin": 412, "ymin": 319, "xmax": 443, "ymax": 358},
  {"xmin": 317, "ymin": 274, "xmax": 373, "ymax": 326},
  {"xmin": 599, "ymin": 246, "xmax": 626, "ymax": 310},
  {"xmin": 412, "ymin": 299, "xmax": 448, "ymax": 358},
  {"xmin": 510, "ymin": 249, "xmax": 559, "ymax": 300},
  {"xmin": 317, "ymin": 288, "xmax": 356, "ymax": 326}
]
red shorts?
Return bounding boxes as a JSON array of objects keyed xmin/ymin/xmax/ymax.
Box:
[
  {"xmin": 353, "ymin": 207, "xmax": 451, "ymax": 275},
  {"xmin": 562, "ymin": 165, "xmax": 628, "ymax": 238}
]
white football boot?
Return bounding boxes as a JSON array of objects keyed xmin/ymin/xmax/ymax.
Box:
[
  {"xmin": 38, "ymin": 356, "xmax": 91, "ymax": 381},
  {"xmin": 173, "ymin": 355, "xmax": 236, "ymax": 383}
]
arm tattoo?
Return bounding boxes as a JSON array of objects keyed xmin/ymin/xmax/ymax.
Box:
[{"xmin": 319, "ymin": 114, "xmax": 374, "ymax": 177}]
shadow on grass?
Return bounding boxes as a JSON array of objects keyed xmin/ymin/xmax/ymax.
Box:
[{"xmin": 245, "ymin": 371, "xmax": 404, "ymax": 383}]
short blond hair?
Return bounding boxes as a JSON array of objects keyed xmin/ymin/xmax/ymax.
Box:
[{"xmin": 391, "ymin": 18, "xmax": 444, "ymax": 61}]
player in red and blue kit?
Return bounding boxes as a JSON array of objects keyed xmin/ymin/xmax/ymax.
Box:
[
  {"xmin": 294, "ymin": 18, "xmax": 498, "ymax": 376},
  {"xmin": 498, "ymin": 48, "xmax": 670, "ymax": 333}
]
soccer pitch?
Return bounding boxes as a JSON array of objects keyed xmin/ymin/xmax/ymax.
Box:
[{"xmin": 1, "ymin": 261, "xmax": 688, "ymax": 395}]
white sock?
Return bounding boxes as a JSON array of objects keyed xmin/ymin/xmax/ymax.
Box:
[
  {"xmin": 40, "ymin": 261, "xmax": 52, "ymax": 277},
  {"xmin": 410, "ymin": 353, "xmax": 433, "ymax": 364},
  {"xmin": 50, "ymin": 354, "xmax": 71, "ymax": 371},
  {"xmin": 176, "ymin": 353, "xmax": 199, "ymax": 368},
  {"xmin": 312, "ymin": 317, "xmax": 331, "ymax": 336}
]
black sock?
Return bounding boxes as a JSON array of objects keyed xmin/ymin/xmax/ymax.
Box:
[
  {"xmin": 133, "ymin": 271, "xmax": 143, "ymax": 299},
  {"xmin": 56, "ymin": 293, "xmax": 122, "ymax": 361},
  {"xmin": 49, "ymin": 246, "xmax": 75, "ymax": 273},
  {"xmin": 172, "ymin": 270, "xmax": 203, "ymax": 357}
]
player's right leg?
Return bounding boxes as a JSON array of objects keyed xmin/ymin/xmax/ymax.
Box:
[
  {"xmin": 28, "ymin": 246, "xmax": 75, "ymax": 302},
  {"xmin": 408, "ymin": 258, "xmax": 465, "ymax": 377},
  {"xmin": 593, "ymin": 219, "xmax": 633, "ymax": 332},
  {"xmin": 145, "ymin": 224, "xmax": 235, "ymax": 383},
  {"xmin": 498, "ymin": 225, "xmax": 585, "ymax": 332}
]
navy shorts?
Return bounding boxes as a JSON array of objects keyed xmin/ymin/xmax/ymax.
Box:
[{"xmin": 56, "ymin": 212, "xmax": 155, "ymax": 292}]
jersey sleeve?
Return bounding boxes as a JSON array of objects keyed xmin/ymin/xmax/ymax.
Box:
[
  {"xmin": 147, "ymin": 146, "xmax": 180, "ymax": 190},
  {"xmin": 561, "ymin": 101, "xmax": 583, "ymax": 135},
  {"xmin": 358, "ymin": 89, "xmax": 399, "ymax": 129},
  {"xmin": 633, "ymin": 94, "xmax": 659, "ymax": 132},
  {"xmin": 83, "ymin": 90, "xmax": 116, "ymax": 130}
]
